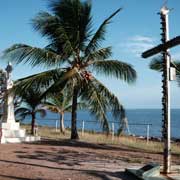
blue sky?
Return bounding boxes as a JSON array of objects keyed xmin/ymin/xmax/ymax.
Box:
[{"xmin": 0, "ymin": 0, "xmax": 180, "ymax": 109}]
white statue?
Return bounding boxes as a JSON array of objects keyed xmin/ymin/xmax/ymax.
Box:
[{"xmin": 2, "ymin": 62, "xmax": 15, "ymax": 123}]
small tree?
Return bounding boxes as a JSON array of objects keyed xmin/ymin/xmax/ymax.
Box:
[
  {"xmin": 15, "ymin": 86, "xmax": 46, "ymax": 135},
  {"xmin": 43, "ymin": 92, "xmax": 86, "ymax": 134}
]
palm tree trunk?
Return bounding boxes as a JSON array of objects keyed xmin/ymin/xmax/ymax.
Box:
[
  {"xmin": 71, "ymin": 86, "xmax": 79, "ymax": 140},
  {"xmin": 60, "ymin": 113, "xmax": 65, "ymax": 134},
  {"xmin": 31, "ymin": 113, "xmax": 35, "ymax": 135}
]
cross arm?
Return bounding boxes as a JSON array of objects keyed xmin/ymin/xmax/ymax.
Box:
[{"xmin": 142, "ymin": 36, "xmax": 180, "ymax": 58}]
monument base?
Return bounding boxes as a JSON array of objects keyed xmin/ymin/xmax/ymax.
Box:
[
  {"xmin": 125, "ymin": 163, "xmax": 171, "ymax": 180},
  {"xmin": 0, "ymin": 122, "xmax": 41, "ymax": 144},
  {"xmin": 1, "ymin": 122, "xmax": 20, "ymax": 130}
]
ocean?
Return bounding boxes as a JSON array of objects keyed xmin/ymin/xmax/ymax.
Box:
[{"xmin": 24, "ymin": 109, "xmax": 180, "ymax": 139}]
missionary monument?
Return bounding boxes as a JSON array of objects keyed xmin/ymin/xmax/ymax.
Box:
[{"xmin": 0, "ymin": 63, "xmax": 40, "ymax": 143}]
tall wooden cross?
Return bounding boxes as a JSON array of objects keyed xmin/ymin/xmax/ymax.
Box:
[{"xmin": 142, "ymin": 6, "xmax": 180, "ymax": 174}]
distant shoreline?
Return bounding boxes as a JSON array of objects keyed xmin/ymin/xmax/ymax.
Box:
[{"xmin": 20, "ymin": 109, "xmax": 180, "ymax": 139}]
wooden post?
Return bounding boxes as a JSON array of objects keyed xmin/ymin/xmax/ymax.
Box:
[
  {"xmin": 160, "ymin": 6, "xmax": 171, "ymax": 173},
  {"xmin": 55, "ymin": 120, "xmax": 58, "ymax": 132},
  {"xmin": 112, "ymin": 123, "xmax": 114, "ymax": 141},
  {"xmin": 81, "ymin": 120, "xmax": 85, "ymax": 136},
  {"xmin": 142, "ymin": 6, "xmax": 180, "ymax": 174},
  {"xmin": 146, "ymin": 124, "xmax": 150, "ymax": 144}
]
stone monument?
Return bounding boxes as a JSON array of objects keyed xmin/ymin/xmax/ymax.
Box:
[{"xmin": 0, "ymin": 63, "xmax": 40, "ymax": 143}]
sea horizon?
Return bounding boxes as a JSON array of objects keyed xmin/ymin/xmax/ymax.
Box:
[{"xmin": 23, "ymin": 109, "xmax": 180, "ymax": 139}]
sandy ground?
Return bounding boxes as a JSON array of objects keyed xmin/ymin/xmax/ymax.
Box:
[{"xmin": 0, "ymin": 138, "xmax": 179, "ymax": 180}]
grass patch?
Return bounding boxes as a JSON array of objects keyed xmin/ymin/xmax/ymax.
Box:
[{"xmin": 21, "ymin": 124, "xmax": 180, "ymax": 155}]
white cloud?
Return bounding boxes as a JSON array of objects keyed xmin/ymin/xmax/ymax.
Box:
[
  {"xmin": 130, "ymin": 35, "xmax": 155, "ymax": 43},
  {"xmin": 119, "ymin": 35, "xmax": 157, "ymax": 57}
]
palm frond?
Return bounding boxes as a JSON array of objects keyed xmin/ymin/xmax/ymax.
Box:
[
  {"xmin": 3, "ymin": 44, "xmax": 67, "ymax": 68},
  {"xmin": 78, "ymin": 1, "xmax": 93, "ymax": 49},
  {"xmin": 15, "ymin": 112, "xmax": 29, "ymax": 122},
  {"xmin": 15, "ymin": 107, "xmax": 30, "ymax": 115},
  {"xmin": 15, "ymin": 107, "xmax": 31, "ymax": 121},
  {"xmin": 14, "ymin": 68, "xmax": 66, "ymax": 95},
  {"xmin": 49, "ymin": 0, "xmax": 92, "ymax": 50},
  {"xmin": 81, "ymin": 77, "xmax": 126, "ymax": 133},
  {"xmin": 81, "ymin": 79, "xmax": 110, "ymax": 132},
  {"xmin": 77, "ymin": 102, "xmax": 87, "ymax": 110},
  {"xmin": 42, "ymin": 91, "xmax": 71, "ymax": 113},
  {"xmin": 44, "ymin": 104, "xmax": 59, "ymax": 113},
  {"xmin": 92, "ymin": 60, "xmax": 137, "ymax": 83},
  {"xmin": 62, "ymin": 104, "xmax": 71, "ymax": 112},
  {"xmin": 32, "ymin": 12, "xmax": 75, "ymax": 58},
  {"xmin": 149, "ymin": 56, "xmax": 180, "ymax": 73},
  {"xmin": 85, "ymin": 8, "xmax": 122, "ymax": 55},
  {"xmin": 40, "ymin": 67, "xmax": 79, "ymax": 98},
  {"xmin": 64, "ymin": 102, "xmax": 87, "ymax": 112},
  {"xmin": 150, "ymin": 56, "xmax": 180, "ymax": 87},
  {"xmin": 92, "ymin": 78, "xmax": 125, "ymax": 120},
  {"xmin": 85, "ymin": 47, "xmax": 112, "ymax": 62},
  {"xmin": 117, "ymin": 117, "xmax": 128, "ymax": 136},
  {"xmin": 14, "ymin": 81, "xmax": 48, "ymax": 112},
  {"xmin": 42, "ymin": 98, "xmax": 61, "ymax": 113},
  {"xmin": 173, "ymin": 62, "xmax": 180, "ymax": 86},
  {"xmin": 32, "ymin": 11, "xmax": 59, "ymax": 39},
  {"xmin": 149, "ymin": 56, "xmax": 163, "ymax": 72},
  {"xmin": 35, "ymin": 109, "xmax": 47, "ymax": 118}
]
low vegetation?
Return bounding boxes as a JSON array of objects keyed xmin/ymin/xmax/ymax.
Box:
[{"xmin": 22, "ymin": 124, "xmax": 180, "ymax": 155}]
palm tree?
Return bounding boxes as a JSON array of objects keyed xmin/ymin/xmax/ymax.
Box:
[
  {"xmin": 15, "ymin": 86, "xmax": 46, "ymax": 135},
  {"xmin": 43, "ymin": 92, "xmax": 86, "ymax": 134},
  {"xmin": 149, "ymin": 56, "xmax": 180, "ymax": 140},
  {"xmin": 149, "ymin": 56, "xmax": 180, "ymax": 83},
  {"xmin": 3, "ymin": 0, "xmax": 137, "ymax": 139}
]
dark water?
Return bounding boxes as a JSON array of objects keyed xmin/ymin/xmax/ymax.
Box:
[{"xmin": 23, "ymin": 109, "xmax": 180, "ymax": 138}]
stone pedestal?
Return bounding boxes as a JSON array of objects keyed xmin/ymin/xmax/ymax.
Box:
[
  {"xmin": 0, "ymin": 122, "xmax": 41, "ymax": 144},
  {"xmin": 1, "ymin": 121, "xmax": 25, "ymax": 143},
  {"xmin": 1, "ymin": 122, "xmax": 20, "ymax": 130},
  {"xmin": 1, "ymin": 124, "xmax": 25, "ymax": 143}
]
